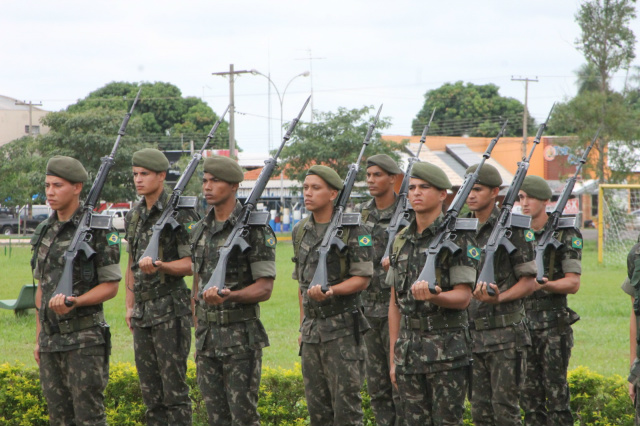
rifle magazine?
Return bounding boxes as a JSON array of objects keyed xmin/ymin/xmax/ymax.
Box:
[
  {"xmin": 90, "ymin": 214, "xmax": 113, "ymax": 230},
  {"xmin": 340, "ymin": 213, "xmax": 361, "ymax": 227},
  {"xmin": 509, "ymin": 213, "xmax": 532, "ymax": 229},
  {"xmin": 177, "ymin": 196, "xmax": 198, "ymax": 209},
  {"xmin": 557, "ymin": 216, "xmax": 578, "ymax": 229},
  {"xmin": 248, "ymin": 211, "xmax": 270, "ymax": 226},
  {"xmin": 454, "ymin": 218, "xmax": 478, "ymax": 231}
]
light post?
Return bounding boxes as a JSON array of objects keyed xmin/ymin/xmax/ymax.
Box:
[{"xmin": 250, "ymin": 70, "xmax": 310, "ymax": 228}]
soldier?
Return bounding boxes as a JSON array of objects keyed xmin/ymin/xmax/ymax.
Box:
[
  {"xmin": 465, "ymin": 163, "xmax": 537, "ymax": 426},
  {"xmin": 387, "ymin": 162, "xmax": 478, "ymax": 426},
  {"xmin": 355, "ymin": 154, "xmax": 406, "ymax": 425},
  {"xmin": 32, "ymin": 156, "xmax": 121, "ymax": 426},
  {"xmin": 518, "ymin": 176, "xmax": 581, "ymax": 426},
  {"xmin": 293, "ymin": 165, "xmax": 373, "ymax": 426},
  {"xmin": 125, "ymin": 148, "xmax": 197, "ymax": 426},
  {"xmin": 191, "ymin": 156, "xmax": 276, "ymax": 426},
  {"xmin": 623, "ymin": 239, "xmax": 640, "ymax": 425}
]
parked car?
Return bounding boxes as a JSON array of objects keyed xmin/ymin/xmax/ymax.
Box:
[
  {"xmin": 0, "ymin": 214, "xmax": 48, "ymax": 235},
  {"xmin": 103, "ymin": 209, "xmax": 129, "ymax": 232}
]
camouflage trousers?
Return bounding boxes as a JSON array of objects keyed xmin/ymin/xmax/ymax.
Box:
[
  {"xmin": 39, "ymin": 345, "xmax": 109, "ymax": 426},
  {"xmin": 471, "ymin": 347, "xmax": 528, "ymax": 426},
  {"xmin": 301, "ymin": 334, "xmax": 366, "ymax": 426},
  {"xmin": 196, "ymin": 349, "xmax": 262, "ymax": 426},
  {"xmin": 396, "ymin": 365, "xmax": 468, "ymax": 426},
  {"xmin": 521, "ymin": 325, "xmax": 574, "ymax": 426},
  {"xmin": 628, "ymin": 359, "xmax": 640, "ymax": 426},
  {"xmin": 133, "ymin": 315, "xmax": 192, "ymax": 426},
  {"xmin": 363, "ymin": 315, "xmax": 404, "ymax": 426}
]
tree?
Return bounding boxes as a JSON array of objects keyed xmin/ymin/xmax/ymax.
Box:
[
  {"xmin": 279, "ymin": 106, "xmax": 400, "ymax": 185},
  {"xmin": 0, "ymin": 136, "xmax": 47, "ymax": 207},
  {"xmin": 575, "ymin": 63, "xmax": 603, "ymax": 94},
  {"xmin": 411, "ymin": 81, "xmax": 534, "ymax": 138}
]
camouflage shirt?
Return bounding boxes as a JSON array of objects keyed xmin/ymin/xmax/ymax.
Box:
[
  {"xmin": 354, "ymin": 196, "xmax": 414, "ymax": 317},
  {"xmin": 33, "ymin": 205, "xmax": 122, "ymax": 352},
  {"xmin": 625, "ymin": 243, "xmax": 640, "ymax": 385},
  {"xmin": 466, "ymin": 206, "xmax": 535, "ymax": 353},
  {"xmin": 387, "ymin": 214, "xmax": 477, "ymax": 374},
  {"xmin": 125, "ymin": 189, "xmax": 199, "ymax": 327},
  {"xmin": 524, "ymin": 223, "xmax": 582, "ymax": 329},
  {"xmin": 192, "ymin": 200, "xmax": 276, "ymax": 357},
  {"xmin": 292, "ymin": 215, "xmax": 374, "ymax": 344}
]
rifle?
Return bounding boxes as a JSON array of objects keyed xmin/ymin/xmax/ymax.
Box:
[
  {"xmin": 54, "ymin": 89, "xmax": 141, "ymax": 306},
  {"xmin": 381, "ymin": 108, "xmax": 436, "ymax": 264},
  {"xmin": 200, "ymin": 96, "xmax": 311, "ymax": 296},
  {"xmin": 478, "ymin": 104, "xmax": 555, "ymax": 296},
  {"xmin": 534, "ymin": 127, "xmax": 599, "ymax": 283},
  {"xmin": 311, "ymin": 105, "xmax": 383, "ymax": 293},
  {"xmin": 422, "ymin": 120, "xmax": 508, "ymax": 294},
  {"xmin": 139, "ymin": 105, "xmax": 230, "ymax": 264}
]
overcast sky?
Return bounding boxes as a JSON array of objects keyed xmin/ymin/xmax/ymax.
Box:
[{"xmin": 2, "ymin": 0, "xmax": 639, "ymax": 154}]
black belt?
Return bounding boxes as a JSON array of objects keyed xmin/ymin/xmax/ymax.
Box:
[
  {"xmin": 472, "ymin": 308, "xmax": 525, "ymax": 331},
  {"xmin": 304, "ymin": 295, "xmax": 361, "ymax": 319},
  {"xmin": 135, "ymin": 284, "xmax": 178, "ymax": 304},
  {"xmin": 196, "ymin": 305, "xmax": 260, "ymax": 326},
  {"xmin": 362, "ymin": 289, "xmax": 391, "ymax": 303},
  {"xmin": 43, "ymin": 312, "xmax": 105, "ymax": 335},
  {"xmin": 525, "ymin": 297, "xmax": 567, "ymax": 311},
  {"xmin": 401, "ymin": 311, "xmax": 468, "ymax": 332}
]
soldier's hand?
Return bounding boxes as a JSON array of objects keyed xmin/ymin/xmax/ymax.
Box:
[
  {"xmin": 49, "ymin": 294, "xmax": 76, "ymax": 315},
  {"xmin": 473, "ymin": 282, "xmax": 500, "ymax": 304},
  {"xmin": 381, "ymin": 256, "xmax": 390, "ymax": 272},
  {"xmin": 34, "ymin": 343, "xmax": 40, "ymax": 366},
  {"xmin": 390, "ymin": 363, "xmax": 397, "ymax": 389},
  {"xmin": 203, "ymin": 287, "xmax": 229, "ymax": 305},
  {"xmin": 411, "ymin": 280, "xmax": 440, "ymax": 301},
  {"xmin": 125, "ymin": 308, "xmax": 134, "ymax": 333},
  {"xmin": 308, "ymin": 284, "xmax": 333, "ymax": 302},
  {"xmin": 139, "ymin": 256, "xmax": 161, "ymax": 275},
  {"xmin": 629, "ymin": 382, "xmax": 636, "ymax": 402}
]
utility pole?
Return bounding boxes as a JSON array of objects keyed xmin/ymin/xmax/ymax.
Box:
[
  {"xmin": 212, "ymin": 64, "xmax": 252, "ymax": 159},
  {"xmin": 511, "ymin": 76, "xmax": 538, "ymax": 157},
  {"xmin": 296, "ymin": 49, "xmax": 324, "ymax": 122},
  {"xmin": 15, "ymin": 100, "xmax": 43, "ymax": 136}
]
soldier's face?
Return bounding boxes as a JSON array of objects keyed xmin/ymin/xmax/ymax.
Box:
[
  {"xmin": 518, "ymin": 190, "xmax": 548, "ymax": 219},
  {"xmin": 132, "ymin": 167, "xmax": 165, "ymax": 196},
  {"xmin": 303, "ymin": 175, "xmax": 338, "ymax": 212},
  {"xmin": 366, "ymin": 165, "xmax": 396, "ymax": 198},
  {"xmin": 408, "ymin": 178, "xmax": 445, "ymax": 214},
  {"xmin": 466, "ymin": 184, "xmax": 499, "ymax": 212},
  {"xmin": 202, "ymin": 172, "xmax": 238, "ymax": 206},
  {"xmin": 45, "ymin": 176, "xmax": 82, "ymax": 212}
]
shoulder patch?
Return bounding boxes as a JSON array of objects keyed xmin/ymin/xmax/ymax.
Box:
[
  {"xmin": 265, "ymin": 234, "xmax": 277, "ymax": 248},
  {"xmin": 358, "ymin": 235, "xmax": 372, "ymax": 247},
  {"xmin": 525, "ymin": 229, "xmax": 536, "ymax": 242},
  {"xmin": 571, "ymin": 237, "xmax": 583, "ymax": 249},
  {"xmin": 185, "ymin": 221, "xmax": 196, "ymax": 233},
  {"xmin": 467, "ymin": 245, "xmax": 481, "ymax": 260},
  {"xmin": 106, "ymin": 232, "xmax": 121, "ymax": 246}
]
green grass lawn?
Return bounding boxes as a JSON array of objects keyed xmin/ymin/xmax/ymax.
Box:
[{"xmin": 0, "ymin": 238, "xmax": 632, "ymax": 378}]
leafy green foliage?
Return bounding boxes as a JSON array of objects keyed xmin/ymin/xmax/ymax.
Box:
[
  {"xmin": 411, "ymin": 81, "xmax": 534, "ymax": 137},
  {"xmin": 279, "ymin": 105, "xmax": 401, "ymax": 184}
]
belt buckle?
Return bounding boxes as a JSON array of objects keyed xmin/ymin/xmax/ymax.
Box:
[
  {"xmin": 480, "ymin": 317, "xmax": 490, "ymax": 330},
  {"xmin": 217, "ymin": 310, "xmax": 229, "ymax": 325},
  {"xmin": 59, "ymin": 321, "xmax": 72, "ymax": 334}
]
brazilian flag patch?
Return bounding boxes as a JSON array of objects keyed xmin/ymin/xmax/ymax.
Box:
[
  {"xmin": 525, "ymin": 229, "xmax": 536, "ymax": 242},
  {"xmin": 265, "ymin": 234, "xmax": 277, "ymax": 248},
  {"xmin": 185, "ymin": 222, "xmax": 196, "ymax": 233},
  {"xmin": 358, "ymin": 235, "xmax": 372, "ymax": 247},
  {"xmin": 467, "ymin": 245, "xmax": 481, "ymax": 260},
  {"xmin": 106, "ymin": 232, "xmax": 120, "ymax": 246},
  {"xmin": 572, "ymin": 237, "xmax": 583, "ymax": 249}
]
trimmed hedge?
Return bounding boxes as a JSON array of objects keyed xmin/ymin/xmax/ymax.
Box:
[{"xmin": 0, "ymin": 362, "xmax": 634, "ymax": 425}]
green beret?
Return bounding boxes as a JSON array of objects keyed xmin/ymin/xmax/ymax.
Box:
[
  {"xmin": 203, "ymin": 155, "xmax": 244, "ymax": 183},
  {"xmin": 410, "ymin": 162, "xmax": 452, "ymax": 190},
  {"xmin": 521, "ymin": 175, "xmax": 552, "ymax": 200},
  {"xmin": 306, "ymin": 165, "xmax": 343, "ymax": 190},
  {"xmin": 466, "ymin": 163, "xmax": 502, "ymax": 188},
  {"xmin": 366, "ymin": 154, "xmax": 403, "ymax": 175},
  {"xmin": 132, "ymin": 148, "xmax": 169, "ymax": 172},
  {"xmin": 46, "ymin": 156, "xmax": 88, "ymax": 183}
]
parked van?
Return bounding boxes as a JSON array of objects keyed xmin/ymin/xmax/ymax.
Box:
[{"xmin": 103, "ymin": 209, "xmax": 129, "ymax": 232}]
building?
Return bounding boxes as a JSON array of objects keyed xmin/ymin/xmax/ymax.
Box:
[{"xmin": 0, "ymin": 95, "xmax": 50, "ymax": 146}]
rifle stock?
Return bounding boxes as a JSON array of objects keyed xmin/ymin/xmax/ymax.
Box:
[
  {"xmin": 310, "ymin": 105, "xmax": 383, "ymax": 293},
  {"xmin": 200, "ymin": 96, "xmax": 310, "ymax": 297},
  {"xmin": 53, "ymin": 89, "xmax": 141, "ymax": 306}
]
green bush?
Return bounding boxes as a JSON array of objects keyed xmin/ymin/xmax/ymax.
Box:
[{"xmin": 0, "ymin": 361, "xmax": 635, "ymax": 425}]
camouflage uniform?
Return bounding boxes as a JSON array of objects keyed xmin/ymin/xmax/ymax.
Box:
[
  {"xmin": 191, "ymin": 200, "xmax": 276, "ymax": 426},
  {"xmin": 125, "ymin": 189, "xmax": 198, "ymax": 426},
  {"xmin": 521, "ymin": 225, "xmax": 582, "ymax": 426},
  {"xmin": 33, "ymin": 205, "xmax": 121, "ymax": 426},
  {"xmin": 467, "ymin": 206, "xmax": 535, "ymax": 426},
  {"xmin": 292, "ymin": 215, "xmax": 373, "ymax": 426},
  {"xmin": 624, "ymin": 242, "xmax": 640, "ymax": 426},
  {"xmin": 355, "ymin": 197, "xmax": 408, "ymax": 426},
  {"xmin": 387, "ymin": 214, "xmax": 477, "ymax": 426}
]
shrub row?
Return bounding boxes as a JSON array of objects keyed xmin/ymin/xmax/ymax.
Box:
[{"xmin": 0, "ymin": 362, "xmax": 634, "ymax": 425}]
